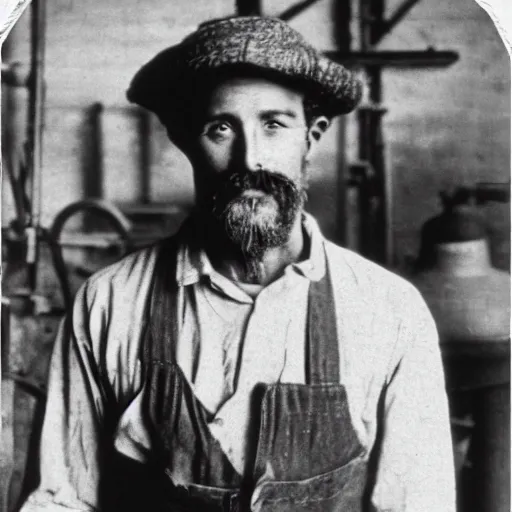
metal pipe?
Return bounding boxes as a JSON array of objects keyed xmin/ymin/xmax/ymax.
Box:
[
  {"xmin": 373, "ymin": 0, "xmax": 422, "ymax": 45},
  {"xmin": 85, "ymin": 102, "xmax": 105, "ymax": 199},
  {"xmin": 333, "ymin": 0, "xmax": 352, "ymax": 246},
  {"xmin": 325, "ymin": 49, "xmax": 459, "ymax": 68},
  {"xmin": 27, "ymin": 0, "xmax": 46, "ymax": 228},
  {"xmin": 474, "ymin": 182, "xmax": 511, "ymax": 204},
  {"xmin": 50, "ymin": 199, "xmax": 133, "ymax": 244},
  {"xmin": 1, "ymin": 298, "xmax": 10, "ymax": 377},
  {"xmin": 359, "ymin": 0, "xmax": 372, "ymax": 52},
  {"xmin": 26, "ymin": 0, "xmax": 47, "ymax": 291},
  {"xmin": 278, "ymin": 0, "xmax": 321, "ymax": 22},
  {"xmin": 48, "ymin": 199, "xmax": 134, "ymax": 309},
  {"xmin": 0, "ymin": 298, "xmax": 14, "ymax": 512},
  {"xmin": 345, "ymin": 162, "xmax": 373, "ymax": 253},
  {"xmin": 137, "ymin": 109, "xmax": 152, "ymax": 204},
  {"xmin": 235, "ymin": 0, "xmax": 262, "ymax": 16},
  {"xmin": 2, "ymin": 31, "xmax": 30, "ymax": 230},
  {"xmin": 356, "ymin": 0, "xmax": 392, "ymax": 264}
]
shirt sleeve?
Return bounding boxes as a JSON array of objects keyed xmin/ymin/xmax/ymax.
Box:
[
  {"xmin": 370, "ymin": 287, "xmax": 456, "ymax": 512},
  {"xmin": 20, "ymin": 283, "xmax": 111, "ymax": 512}
]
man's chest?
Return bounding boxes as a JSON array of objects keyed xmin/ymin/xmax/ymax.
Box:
[{"xmin": 177, "ymin": 275, "xmax": 312, "ymax": 414}]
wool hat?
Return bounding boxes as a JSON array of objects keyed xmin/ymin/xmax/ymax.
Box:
[{"xmin": 126, "ymin": 16, "xmax": 362, "ymax": 126}]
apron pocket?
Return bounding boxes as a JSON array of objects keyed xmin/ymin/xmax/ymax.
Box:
[
  {"xmin": 175, "ymin": 482, "xmax": 240, "ymax": 512},
  {"xmin": 251, "ymin": 455, "xmax": 367, "ymax": 512}
]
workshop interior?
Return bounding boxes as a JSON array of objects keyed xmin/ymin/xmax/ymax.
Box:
[{"xmin": 1, "ymin": 0, "xmax": 510, "ymax": 511}]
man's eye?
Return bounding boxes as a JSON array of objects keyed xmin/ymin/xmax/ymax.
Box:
[
  {"xmin": 207, "ymin": 122, "xmax": 231, "ymax": 138},
  {"xmin": 264, "ymin": 120, "xmax": 284, "ymax": 131}
]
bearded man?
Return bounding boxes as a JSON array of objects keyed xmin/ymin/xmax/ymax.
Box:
[{"xmin": 21, "ymin": 16, "xmax": 455, "ymax": 512}]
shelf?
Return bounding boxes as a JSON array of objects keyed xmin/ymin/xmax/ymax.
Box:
[{"xmin": 325, "ymin": 50, "xmax": 459, "ymax": 68}]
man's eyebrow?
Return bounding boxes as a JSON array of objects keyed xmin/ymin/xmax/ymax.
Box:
[
  {"xmin": 203, "ymin": 112, "xmax": 237, "ymax": 123},
  {"xmin": 201, "ymin": 109, "xmax": 299, "ymax": 124},
  {"xmin": 260, "ymin": 109, "xmax": 298, "ymax": 119}
]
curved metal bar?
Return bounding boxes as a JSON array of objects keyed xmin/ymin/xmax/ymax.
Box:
[
  {"xmin": 50, "ymin": 199, "xmax": 133, "ymax": 247},
  {"xmin": 48, "ymin": 199, "xmax": 134, "ymax": 309}
]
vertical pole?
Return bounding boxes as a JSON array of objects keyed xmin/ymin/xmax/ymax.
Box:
[
  {"xmin": 235, "ymin": 0, "xmax": 262, "ymax": 16},
  {"xmin": 357, "ymin": 107, "xmax": 376, "ymax": 257},
  {"xmin": 358, "ymin": 0, "xmax": 389, "ymax": 264},
  {"xmin": 0, "ymin": 299, "xmax": 14, "ymax": 512},
  {"xmin": 26, "ymin": 0, "xmax": 47, "ymax": 291},
  {"xmin": 2, "ymin": 19, "xmax": 30, "ymax": 229},
  {"xmin": 82, "ymin": 103, "xmax": 104, "ymax": 233},
  {"xmin": 333, "ymin": 0, "xmax": 352, "ymax": 245},
  {"xmin": 471, "ymin": 384, "xmax": 511, "ymax": 512},
  {"xmin": 86, "ymin": 102, "xmax": 104, "ymax": 200},
  {"xmin": 137, "ymin": 109, "xmax": 152, "ymax": 204}
]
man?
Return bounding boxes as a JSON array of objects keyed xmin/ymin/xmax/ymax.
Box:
[{"xmin": 22, "ymin": 16, "xmax": 455, "ymax": 512}]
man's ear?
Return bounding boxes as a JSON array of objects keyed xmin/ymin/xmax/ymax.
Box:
[{"xmin": 306, "ymin": 116, "xmax": 331, "ymax": 159}]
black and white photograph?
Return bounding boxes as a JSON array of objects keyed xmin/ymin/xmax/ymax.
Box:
[{"xmin": 1, "ymin": 1, "xmax": 510, "ymax": 511}]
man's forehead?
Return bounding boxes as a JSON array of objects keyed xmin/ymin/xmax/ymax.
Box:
[{"xmin": 206, "ymin": 76, "xmax": 306, "ymax": 114}]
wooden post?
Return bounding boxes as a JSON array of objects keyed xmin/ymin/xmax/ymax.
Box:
[{"xmin": 1, "ymin": 299, "xmax": 15, "ymax": 512}]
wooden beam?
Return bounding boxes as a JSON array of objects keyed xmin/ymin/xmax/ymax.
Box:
[
  {"xmin": 1, "ymin": 300, "xmax": 14, "ymax": 512},
  {"xmin": 372, "ymin": 0, "xmax": 422, "ymax": 45},
  {"xmin": 278, "ymin": 0, "xmax": 321, "ymax": 22},
  {"xmin": 325, "ymin": 49, "xmax": 459, "ymax": 68},
  {"xmin": 235, "ymin": 0, "xmax": 262, "ymax": 16}
]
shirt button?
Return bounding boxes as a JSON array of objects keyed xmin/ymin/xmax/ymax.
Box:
[{"xmin": 213, "ymin": 417, "xmax": 224, "ymax": 427}]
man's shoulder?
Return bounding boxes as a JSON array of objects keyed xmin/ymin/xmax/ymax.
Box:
[
  {"xmin": 78, "ymin": 238, "xmax": 175, "ymax": 303},
  {"xmin": 87, "ymin": 245, "xmax": 156, "ymax": 286},
  {"xmin": 323, "ymin": 240, "xmax": 421, "ymax": 309}
]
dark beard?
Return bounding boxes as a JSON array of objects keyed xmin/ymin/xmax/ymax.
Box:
[{"xmin": 203, "ymin": 169, "xmax": 304, "ymax": 259}]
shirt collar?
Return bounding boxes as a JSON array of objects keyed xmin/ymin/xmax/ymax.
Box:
[
  {"xmin": 289, "ymin": 213, "xmax": 326, "ymax": 281},
  {"xmin": 175, "ymin": 212, "xmax": 326, "ymax": 287}
]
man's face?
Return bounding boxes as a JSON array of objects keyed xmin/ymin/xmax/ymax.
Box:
[{"xmin": 188, "ymin": 76, "xmax": 322, "ymax": 256}]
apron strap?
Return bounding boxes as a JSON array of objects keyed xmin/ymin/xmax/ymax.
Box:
[
  {"xmin": 306, "ymin": 255, "xmax": 340, "ymax": 384},
  {"xmin": 140, "ymin": 236, "xmax": 243, "ymax": 489},
  {"xmin": 142, "ymin": 236, "xmax": 180, "ymax": 364}
]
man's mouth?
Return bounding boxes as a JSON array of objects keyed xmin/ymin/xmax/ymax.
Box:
[{"xmin": 241, "ymin": 189, "xmax": 266, "ymax": 198}]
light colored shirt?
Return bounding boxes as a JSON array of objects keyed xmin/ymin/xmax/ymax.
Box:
[{"xmin": 21, "ymin": 214, "xmax": 456, "ymax": 512}]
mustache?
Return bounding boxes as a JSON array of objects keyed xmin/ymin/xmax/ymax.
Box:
[
  {"xmin": 222, "ymin": 169, "xmax": 296, "ymax": 192},
  {"xmin": 210, "ymin": 169, "xmax": 299, "ymax": 213}
]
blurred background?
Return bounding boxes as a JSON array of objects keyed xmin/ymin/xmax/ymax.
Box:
[{"xmin": 1, "ymin": 1, "xmax": 510, "ymax": 511}]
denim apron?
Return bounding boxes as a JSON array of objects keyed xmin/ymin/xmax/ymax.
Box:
[{"xmin": 107, "ymin": 238, "xmax": 368, "ymax": 511}]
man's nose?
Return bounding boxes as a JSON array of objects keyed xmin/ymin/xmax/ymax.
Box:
[{"xmin": 236, "ymin": 128, "xmax": 262, "ymax": 172}]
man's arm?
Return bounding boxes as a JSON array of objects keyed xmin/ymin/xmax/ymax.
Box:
[
  {"xmin": 370, "ymin": 287, "xmax": 456, "ymax": 512},
  {"xmin": 21, "ymin": 284, "xmax": 110, "ymax": 512}
]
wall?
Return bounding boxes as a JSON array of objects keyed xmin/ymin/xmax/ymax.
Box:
[
  {"xmin": 376, "ymin": 0, "xmax": 511, "ymax": 267},
  {"xmin": 2, "ymin": 0, "xmax": 510, "ymax": 263}
]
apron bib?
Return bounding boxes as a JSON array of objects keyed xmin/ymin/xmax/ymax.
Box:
[{"xmin": 108, "ymin": 237, "xmax": 368, "ymax": 511}]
